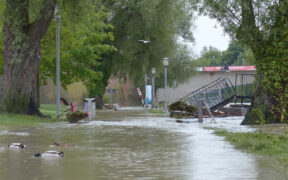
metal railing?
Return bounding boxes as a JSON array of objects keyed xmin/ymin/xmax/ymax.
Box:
[
  {"xmin": 177, "ymin": 74, "xmax": 256, "ymax": 111},
  {"xmin": 179, "ymin": 77, "xmax": 236, "ymax": 109}
]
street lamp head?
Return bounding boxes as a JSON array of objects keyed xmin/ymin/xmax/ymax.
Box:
[
  {"xmin": 138, "ymin": 40, "xmax": 150, "ymax": 43},
  {"xmin": 54, "ymin": 3, "xmax": 61, "ymax": 20},
  {"xmin": 152, "ymin": 68, "xmax": 156, "ymax": 75},
  {"xmin": 163, "ymin": 58, "xmax": 169, "ymax": 67}
]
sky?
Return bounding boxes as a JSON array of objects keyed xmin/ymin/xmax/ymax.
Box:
[{"xmin": 192, "ymin": 16, "xmax": 231, "ymax": 56}]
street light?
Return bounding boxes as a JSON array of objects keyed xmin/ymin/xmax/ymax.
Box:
[
  {"xmin": 163, "ymin": 58, "xmax": 169, "ymax": 113},
  {"xmin": 55, "ymin": 3, "xmax": 61, "ymax": 116},
  {"xmin": 151, "ymin": 68, "xmax": 156, "ymax": 108},
  {"xmin": 138, "ymin": 40, "xmax": 150, "ymax": 44},
  {"xmin": 144, "ymin": 74, "xmax": 148, "ymax": 107}
]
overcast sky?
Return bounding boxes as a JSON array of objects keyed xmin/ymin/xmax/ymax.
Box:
[{"xmin": 192, "ymin": 16, "xmax": 231, "ymax": 56}]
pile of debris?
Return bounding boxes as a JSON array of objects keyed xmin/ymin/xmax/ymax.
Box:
[
  {"xmin": 169, "ymin": 101, "xmax": 242, "ymax": 118},
  {"xmin": 168, "ymin": 101, "xmax": 197, "ymax": 118}
]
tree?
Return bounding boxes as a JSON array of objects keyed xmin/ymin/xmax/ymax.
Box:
[
  {"xmin": 192, "ymin": 41, "xmax": 254, "ymax": 67},
  {"xmin": 221, "ymin": 40, "xmax": 254, "ymax": 66},
  {"xmin": 101, "ymin": 0, "xmax": 195, "ymax": 88},
  {"xmin": 192, "ymin": 0, "xmax": 288, "ymax": 124},
  {"xmin": 2, "ymin": 0, "xmax": 57, "ymax": 115},
  {"xmin": 195, "ymin": 46, "xmax": 222, "ymax": 66},
  {"xmin": 1, "ymin": 0, "xmax": 110, "ymax": 115},
  {"xmin": 155, "ymin": 45, "xmax": 196, "ymax": 90},
  {"xmin": 40, "ymin": 5, "xmax": 116, "ymax": 98},
  {"xmin": 222, "ymin": 41, "xmax": 244, "ymax": 65}
]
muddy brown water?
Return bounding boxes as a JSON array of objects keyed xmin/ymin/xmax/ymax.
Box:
[{"xmin": 1, "ymin": 110, "xmax": 288, "ymax": 180}]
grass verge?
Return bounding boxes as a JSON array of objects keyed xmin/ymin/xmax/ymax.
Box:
[
  {"xmin": 0, "ymin": 104, "xmax": 68, "ymax": 127},
  {"xmin": 0, "ymin": 113, "xmax": 51, "ymax": 127},
  {"xmin": 149, "ymin": 109, "xmax": 165, "ymax": 114},
  {"xmin": 40, "ymin": 104, "xmax": 69, "ymax": 118},
  {"xmin": 208, "ymin": 127, "xmax": 288, "ymax": 166}
]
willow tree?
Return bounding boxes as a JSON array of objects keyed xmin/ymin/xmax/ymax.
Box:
[
  {"xmin": 101, "ymin": 0, "xmax": 195, "ymax": 87},
  {"xmin": 192, "ymin": 0, "xmax": 288, "ymax": 124}
]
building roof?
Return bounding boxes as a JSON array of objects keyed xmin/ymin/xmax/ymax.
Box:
[{"xmin": 196, "ymin": 66, "xmax": 256, "ymax": 72}]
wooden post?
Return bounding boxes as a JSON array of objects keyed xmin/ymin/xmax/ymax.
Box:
[{"xmin": 197, "ymin": 101, "xmax": 203, "ymax": 123}]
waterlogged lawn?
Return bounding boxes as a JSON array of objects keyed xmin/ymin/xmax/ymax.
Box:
[
  {"xmin": 0, "ymin": 113, "xmax": 51, "ymax": 127},
  {"xmin": 210, "ymin": 128, "xmax": 288, "ymax": 166},
  {"xmin": 0, "ymin": 104, "xmax": 69, "ymax": 127},
  {"xmin": 149, "ymin": 109, "xmax": 165, "ymax": 114},
  {"xmin": 40, "ymin": 104, "xmax": 69, "ymax": 118}
]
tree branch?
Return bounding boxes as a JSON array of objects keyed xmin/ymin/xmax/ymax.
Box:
[
  {"xmin": 237, "ymin": 0, "xmax": 263, "ymax": 49},
  {"xmin": 5, "ymin": 0, "xmax": 30, "ymax": 33},
  {"xmin": 29, "ymin": 0, "xmax": 57, "ymax": 40}
]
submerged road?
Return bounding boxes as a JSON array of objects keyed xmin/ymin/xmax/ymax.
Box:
[{"xmin": 0, "ymin": 110, "xmax": 287, "ymax": 179}]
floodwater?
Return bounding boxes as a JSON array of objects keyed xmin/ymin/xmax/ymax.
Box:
[{"xmin": 0, "ymin": 110, "xmax": 288, "ymax": 180}]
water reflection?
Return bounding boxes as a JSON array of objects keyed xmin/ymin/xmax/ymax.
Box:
[
  {"xmin": 0, "ymin": 111, "xmax": 287, "ymax": 179},
  {"xmin": 0, "ymin": 130, "xmax": 29, "ymax": 136}
]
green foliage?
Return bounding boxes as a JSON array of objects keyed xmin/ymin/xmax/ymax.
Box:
[
  {"xmin": 102, "ymin": 95, "xmax": 109, "ymax": 104},
  {"xmin": 0, "ymin": 0, "xmax": 116, "ymax": 97},
  {"xmin": 193, "ymin": 40, "xmax": 255, "ymax": 67},
  {"xmin": 251, "ymin": 108, "xmax": 266, "ymax": 125},
  {"xmin": 193, "ymin": 46, "xmax": 221, "ymax": 66},
  {"xmin": 66, "ymin": 110, "xmax": 88, "ymax": 123},
  {"xmin": 154, "ymin": 45, "xmax": 196, "ymax": 89},
  {"xmin": 102, "ymin": 0, "xmax": 195, "ymax": 88},
  {"xmin": 0, "ymin": 0, "xmax": 195, "ymax": 100},
  {"xmin": 212, "ymin": 128, "xmax": 288, "ymax": 165},
  {"xmin": 40, "ymin": 4, "xmax": 116, "ymax": 97}
]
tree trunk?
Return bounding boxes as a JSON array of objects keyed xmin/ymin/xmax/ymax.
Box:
[
  {"xmin": 241, "ymin": 71, "xmax": 280, "ymax": 125},
  {"xmin": 2, "ymin": 43, "xmax": 42, "ymax": 115},
  {"xmin": 237, "ymin": 0, "xmax": 279, "ymax": 125},
  {"xmin": 1, "ymin": 0, "xmax": 56, "ymax": 115}
]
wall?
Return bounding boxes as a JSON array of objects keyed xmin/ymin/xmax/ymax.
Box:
[
  {"xmin": 104, "ymin": 76, "xmax": 141, "ymax": 106},
  {"xmin": 40, "ymin": 79, "xmax": 87, "ymax": 105}
]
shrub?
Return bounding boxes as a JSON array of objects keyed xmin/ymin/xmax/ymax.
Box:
[{"xmin": 66, "ymin": 111, "xmax": 89, "ymax": 123}]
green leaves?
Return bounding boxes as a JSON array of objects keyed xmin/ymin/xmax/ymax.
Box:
[
  {"xmin": 192, "ymin": 40, "xmax": 254, "ymax": 67},
  {"xmin": 102, "ymin": 0, "xmax": 195, "ymax": 87},
  {"xmin": 40, "ymin": 3, "xmax": 116, "ymax": 96}
]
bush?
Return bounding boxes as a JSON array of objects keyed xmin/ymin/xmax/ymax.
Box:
[{"xmin": 66, "ymin": 111, "xmax": 88, "ymax": 123}]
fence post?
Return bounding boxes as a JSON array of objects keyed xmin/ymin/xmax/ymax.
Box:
[{"xmin": 197, "ymin": 101, "xmax": 203, "ymax": 123}]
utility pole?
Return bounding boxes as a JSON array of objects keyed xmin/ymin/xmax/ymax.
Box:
[
  {"xmin": 55, "ymin": 3, "xmax": 61, "ymax": 116},
  {"xmin": 163, "ymin": 58, "xmax": 169, "ymax": 113},
  {"xmin": 144, "ymin": 74, "xmax": 147, "ymax": 107}
]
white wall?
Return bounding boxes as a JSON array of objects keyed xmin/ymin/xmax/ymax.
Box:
[{"xmin": 156, "ymin": 70, "xmax": 255, "ymax": 103}]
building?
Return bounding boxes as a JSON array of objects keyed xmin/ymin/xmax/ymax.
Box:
[{"xmin": 156, "ymin": 66, "xmax": 256, "ymax": 104}]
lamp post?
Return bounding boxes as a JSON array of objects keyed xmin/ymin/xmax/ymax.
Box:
[
  {"xmin": 144, "ymin": 74, "xmax": 148, "ymax": 107},
  {"xmin": 55, "ymin": 3, "xmax": 61, "ymax": 116},
  {"xmin": 151, "ymin": 68, "xmax": 156, "ymax": 108},
  {"xmin": 163, "ymin": 58, "xmax": 169, "ymax": 113}
]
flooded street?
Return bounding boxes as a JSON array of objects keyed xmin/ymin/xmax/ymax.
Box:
[{"xmin": 0, "ymin": 110, "xmax": 288, "ymax": 180}]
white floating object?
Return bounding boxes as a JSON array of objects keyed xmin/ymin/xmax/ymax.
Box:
[
  {"xmin": 34, "ymin": 150, "xmax": 64, "ymax": 158},
  {"xmin": 8, "ymin": 143, "xmax": 25, "ymax": 149}
]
